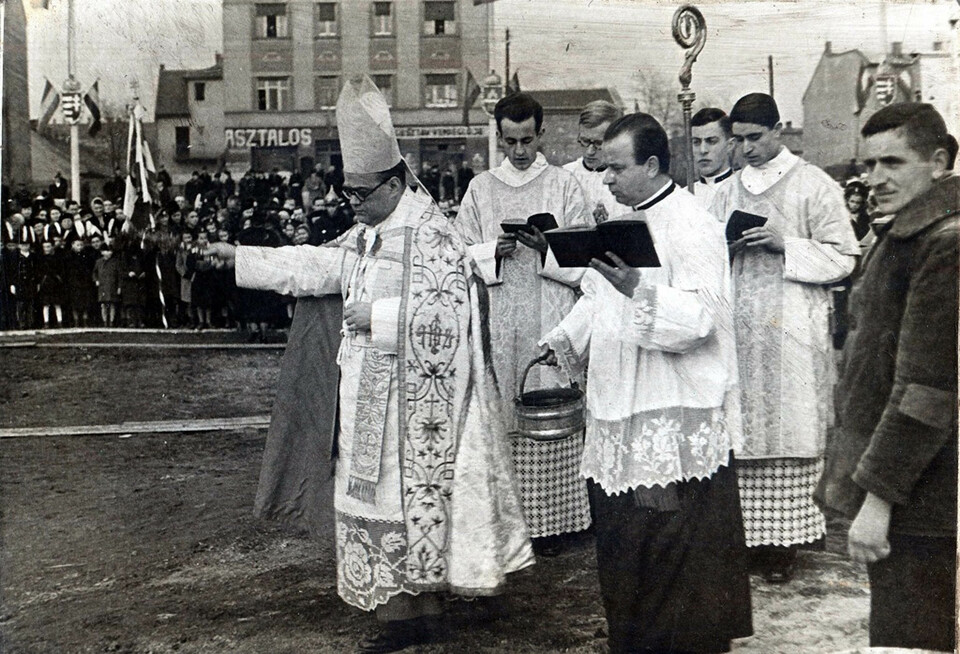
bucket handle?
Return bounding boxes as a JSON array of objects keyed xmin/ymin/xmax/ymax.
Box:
[{"xmin": 518, "ymin": 352, "xmax": 577, "ymax": 399}]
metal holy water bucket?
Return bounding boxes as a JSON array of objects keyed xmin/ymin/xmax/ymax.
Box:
[{"xmin": 514, "ymin": 355, "xmax": 585, "ymax": 441}]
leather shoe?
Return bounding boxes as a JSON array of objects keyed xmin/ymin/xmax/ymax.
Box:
[{"xmin": 356, "ymin": 618, "xmax": 432, "ymax": 654}]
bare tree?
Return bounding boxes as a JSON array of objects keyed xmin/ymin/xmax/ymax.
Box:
[
  {"xmin": 631, "ymin": 69, "xmax": 683, "ymax": 134},
  {"xmin": 100, "ymin": 101, "xmax": 130, "ymax": 173}
]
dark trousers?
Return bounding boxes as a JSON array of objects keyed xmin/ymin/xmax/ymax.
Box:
[
  {"xmin": 590, "ymin": 457, "xmax": 752, "ymax": 654},
  {"xmin": 868, "ymin": 533, "xmax": 956, "ymax": 651}
]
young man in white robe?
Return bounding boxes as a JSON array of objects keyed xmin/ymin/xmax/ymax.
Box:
[
  {"xmin": 455, "ymin": 92, "xmax": 593, "ymax": 556},
  {"xmin": 562, "ymin": 100, "xmax": 632, "ymax": 223},
  {"xmin": 710, "ymin": 93, "xmax": 859, "ymax": 582},
  {"xmin": 540, "ymin": 112, "xmax": 752, "ymax": 654},
  {"xmin": 691, "ymin": 107, "xmax": 735, "ymax": 208},
  {"xmin": 208, "ymin": 75, "xmax": 534, "ymax": 654}
]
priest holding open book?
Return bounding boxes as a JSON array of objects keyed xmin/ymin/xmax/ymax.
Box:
[
  {"xmin": 539, "ymin": 112, "xmax": 752, "ymax": 654},
  {"xmin": 709, "ymin": 93, "xmax": 859, "ymax": 583},
  {"xmin": 455, "ymin": 92, "xmax": 592, "ymax": 556}
]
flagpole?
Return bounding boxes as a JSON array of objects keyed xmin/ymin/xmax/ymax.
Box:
[{"xmin": 66, "ymin": 0, "xmax": 81, "ymax": 203}]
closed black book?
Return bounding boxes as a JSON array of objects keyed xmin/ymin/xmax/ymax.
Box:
[
  {"xmin": 725, "ymin": 210, "xmax": 768, "ymax": 242},
  {"xmin": 500, "ymin": 212, "xmax": 559, "ymax": 235},
  {"xmin": 545, "ymin": 219, "xmax": 660, "ymax": 268}
]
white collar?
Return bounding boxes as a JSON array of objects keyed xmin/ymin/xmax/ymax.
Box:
[
  {"xmin": 489, "ymin": 152, "xmax": 549, "ymax": 188},
  {"xmin": 700, "ymin": 167, "xmax": 733, "ymax": 186},
  {"xmin": 740, "ymin": 147, "xmax": 799, "ymax": 195}
]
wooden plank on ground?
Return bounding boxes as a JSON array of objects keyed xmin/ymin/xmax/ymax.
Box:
[
  {"xmin": 0, "ymin": 415, "xmax": 272, "ymax": 439},
  {"xmin": 0, "ymin": 343, "xmax": 284, "ymax": 350}
]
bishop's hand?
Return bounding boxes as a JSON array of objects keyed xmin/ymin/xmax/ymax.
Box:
[
  {"xmin": 343, "ymin": 302, "xmax": 372, "ymax": 333},
  {"xmin": 205, "ymin": 242, "xmax": 237, "ymax": 267}
]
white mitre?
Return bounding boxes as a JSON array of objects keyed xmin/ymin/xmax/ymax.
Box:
[{"xmin": 336, "ymin": 74, "xmax": 402, "ymax": 175}]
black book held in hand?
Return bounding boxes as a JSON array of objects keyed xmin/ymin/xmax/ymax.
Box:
[
  {"xmin": 545, "ymin": 219, "xmax": 660, "ymax": 268},
  {"xmin": 500, "ymin": 212, "xmax": 559, "ymax": 235},
  {"xmin": 725, "ymin": 210, "xmax": 768, "ymax": 242}
]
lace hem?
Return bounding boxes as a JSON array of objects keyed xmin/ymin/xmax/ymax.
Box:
[{"xmin": 581, "ymin": 406, "xmax": 733, "ymax": 494}]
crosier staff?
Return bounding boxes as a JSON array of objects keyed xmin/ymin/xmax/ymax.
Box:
[{"xmin": 672, "ymin": 5, "xmax": 706, "ymax": 191}]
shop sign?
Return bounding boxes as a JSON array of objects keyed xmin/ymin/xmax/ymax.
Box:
[
  {"xmin": 394, "ymin": 125, "xmax": 486, "ymax": 138},
  {"xmin": 224, "ymin": 127, "xmax": 313, "ymax": 149}
]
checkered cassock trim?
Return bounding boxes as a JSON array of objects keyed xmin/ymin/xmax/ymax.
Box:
[
  {"xmin": 737, "ymin": 457, "xmax": 827, "ymax": 547},
  {"xmin": 510, "ymin": 433, "xmax": 591, "ymax": 538}
]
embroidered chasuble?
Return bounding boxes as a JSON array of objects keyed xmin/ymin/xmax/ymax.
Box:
[{"xmin": 236, "ymin": 189, "xmax": 534, "ymax": 610}]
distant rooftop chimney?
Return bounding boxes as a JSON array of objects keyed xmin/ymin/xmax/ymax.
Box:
[
  {"xmin": 785, "ymin": 121, "xmax": 793, "ymax": 129},
  {"xmin": 159, "ymin": 64, "xmax": 165, "ymax": 71},
  {"xmin": 932, "ymin": 41, "xmax": 943, "ymax": 51},
  {"xmin": 891, "ymin": 41, "xmax": 903, "ymax": 56},
  {"xmin": 824, "ymin": 41, "xmax": 832, "ymax": 54},
  {"xmin": 215, "ymin": 53, "xmax": 223, "ymax": 66}
]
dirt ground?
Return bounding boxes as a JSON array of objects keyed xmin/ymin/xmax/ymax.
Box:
[{"xmin": 0, "ymin": 334, "xmax": 875, "ymax": 653}]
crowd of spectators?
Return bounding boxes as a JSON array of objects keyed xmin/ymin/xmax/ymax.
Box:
[{"xmin": 1, "ymin": 164, "xmax": 357, "ymax": 338}]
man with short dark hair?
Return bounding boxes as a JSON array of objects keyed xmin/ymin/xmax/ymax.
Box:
[
  {"xmin": 711, "ymin": 93, "xmax": 859, "ymax": 582},
  {"xmin": 816, "ymin": 102, "xmax": 957, "ymax": 652},
  {"xmin": 540, "ymin": 111, "xmax": 751, "ymax": 653},
  {"xmin": 455, "ymin": 91, "xmax": 593, "ymax": 555},
  {"xmin": 208, "ymin": 75, "xmax": 532, "ymax": 653},
  {"xmin": 690, "ymin": 107, "xmax": 734, "ymax": 207},
  {"xmin": 563, "ymin": 100, "xmax": 631, "ymax": 222}
]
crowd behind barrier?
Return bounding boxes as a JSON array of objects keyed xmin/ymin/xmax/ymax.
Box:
[{"xmin": 0, "ymin": 164, "xmax": 470, "ymax": 336}]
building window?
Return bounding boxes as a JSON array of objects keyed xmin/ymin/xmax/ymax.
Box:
[
  {"xmin": 315, "ymin": 75, "xmax": 339, "ymax": 109},
  {"xmin": 372, "ymin": 74, "xmax": 393, "ymax": 107},
  {"xmin": 316, "ymin": 3, "xmax": 338, "ymax": 37},
  {"xmin": 255, "ymin": 3, "xmax": 288, "ymax": 39},
  {"xmin": 424, "ymin": 73, "xmax": 457, "ymax": 108},
  {"xmin": 175, "ymin": 126, "xmax": 190, "ymax": 159},
  {"xmin": 372, "ymin": 2, "xmax": 393, "ymax": 36},
  {"xmin": 423, "ymin": 1, "xmax": 455, "ymax": 36},
  {"xmin": 194, "ymin": 82, "xmax": 206, "ymax": 102},
  {"xmin": 257, "ymin": 77, "xmax": 290, "ymax": 111}
]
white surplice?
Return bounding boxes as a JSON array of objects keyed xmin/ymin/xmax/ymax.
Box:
[{"xmin": 541, "ymin": 184, "xmax": 741, "ymax": 494}]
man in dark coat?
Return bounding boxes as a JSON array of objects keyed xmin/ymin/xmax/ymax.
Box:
[{"xmin": 815, "ymin": 102, "xmax": 958, "ymax": 652}]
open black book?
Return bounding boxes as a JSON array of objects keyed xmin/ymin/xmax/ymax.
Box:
[
  {"xmin": 500, "ymin": 212, "xmax": 558, "ymax": 235},
  {"xmin": 725, "ymin": 210, "xmax": 768, "ymax": 242},
  {"xmin": 544, "ymin": 220, "xmax": 660, "ymax": 268}
]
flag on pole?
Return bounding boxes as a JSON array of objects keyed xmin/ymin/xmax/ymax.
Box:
[
  {"xmin": 123, "ymin": 103, "xmax": 157, "ymax": 231},
  {"xmin": 84, "ymin": 80, "xmax": 102, "ymax": 136},
  {"xmin": 38, "ymin": 79, "xmax": 60, "ymax": 134},
  {"xmin": 462, "ymin": 69, "xmax": 481, "ymax": 125}
]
